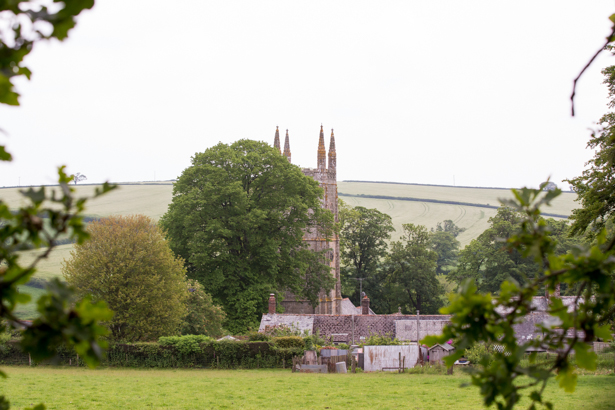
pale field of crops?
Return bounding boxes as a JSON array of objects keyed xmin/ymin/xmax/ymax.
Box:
[
  {"xmin": 340, "ymin": 195, "xmax": 497, "ymax": 247},
  {"xmin": 0, "ymin": 183, "xmax": 173, "ymax": 220},
  {"xmin": 4, "ymin": 181, "xmax": 577, "ymax": 284},
  {"xmin": 337, "ymin": 181, "xmax": 579, "ymax": 217}
]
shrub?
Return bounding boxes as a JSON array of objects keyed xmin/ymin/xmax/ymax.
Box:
[
  {"xmin": 247, "ymin": 331, "xmax": 270, "ymax": 342},
  {"xmin": 465, "ymin": 342, "xmax": 495, "ymax": 367},
  {"xmin": 303, "ymin": 330, "xmax": 328, "ymax": 350},
  {"xmin": 361, "ymin": 332, "xmax": 401, "ymax": 346},
  {"xmin": 181, "ymin": 279, "xmax": 226, "ymax": 337},
  {"xmin": 158, "ymin": 335, "xmax": 214, "ymax": 355},
  {"xmin": 272, "ymin": 336, "xmax": 305, "ymax": 349},
  {"xmin": 337, "ymin": 343, "xmax": 350, "ymax": 350}
]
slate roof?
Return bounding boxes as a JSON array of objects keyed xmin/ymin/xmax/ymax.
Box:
[
  {"xmin": 340, "ymin": 298, "xmax": 375, "ymax": 315},
  {"xmin": 259, "ymin": 314, "xmax": 314, "ymax": 335},
  {"xmin": 429, "ymin": 343, "xmax": 455, "ymax": 352}
]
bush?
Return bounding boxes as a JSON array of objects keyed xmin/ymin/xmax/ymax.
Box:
[
  {"xmin": 465, "ymin": 342, "xmax": 495, "ymax": 367},
  {"xmin": 361, "ymin": 332, "xmax": 401, "ymax": 346},
  {"xmin": 303, "ymin": 330, "xmax": 329, "ymax": 350},
  {"xmin": 272, "ymin": 336, "xmax": 305, "ymax": 349},
  {"xmin": 181, "ymin": 279, "xmax": 226, "ymax": 337},
  {"xmin": 158, "ymin": 335, "xmax": 214, "ymax": 355},
  {"xmin": 247, "ymin": 331, "xmax": 270, "ymax": 342}
]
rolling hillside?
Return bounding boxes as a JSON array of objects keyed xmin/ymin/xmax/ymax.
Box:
[
  {"xmin": 337, "ymin": 181, "xmax": 577, "ymax": 247},
  {"xmin": 5, "ymin": 181, "xmax": 579, "ymax": 318}
]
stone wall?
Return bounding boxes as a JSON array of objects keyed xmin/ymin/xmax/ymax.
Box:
[{"xmin": 395, "ymin": 320, "xmax": 451, "ymax": 342}]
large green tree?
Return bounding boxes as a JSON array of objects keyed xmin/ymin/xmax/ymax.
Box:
[
  {"xmin": 452, "ymin": 207, "xmax": 583, "ymax": 294},
  {"xmin": 160, "ymin": 140, "xmax": 335, "ymax": 333},
  {"xmin": 63, "ymin": 215, "xmax": 188, "ymax": 342},
  {"xmin": 429, "ymin": 219, "xmax": 465, "ymax": 275},
  {"xmin": 338, "ymin": 200, "xmax": 394, "ymax": 305},
  {"xmin": 383, "ymin": 223, "xmax": 443, "ymax": 314},
  {"xmin": 451, "ymin": 207, "xmax": 538, "ymax": 293}
]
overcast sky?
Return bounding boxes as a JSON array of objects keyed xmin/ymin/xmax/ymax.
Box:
[{"xmin": 1, "ymin": 1, "xmax": 614, "ymax": 189}]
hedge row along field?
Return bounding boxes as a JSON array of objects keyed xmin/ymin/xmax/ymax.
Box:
[{"xmin": 0, "ymin": 339, "xmax": 305, "ymax": 370}]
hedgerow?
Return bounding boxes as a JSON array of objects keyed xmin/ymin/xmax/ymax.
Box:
[{"xmin": 0, "ymin": 335, "xmax": 306, "ymax": 369}]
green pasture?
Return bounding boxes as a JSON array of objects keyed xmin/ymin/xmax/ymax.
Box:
[{"xmin": 2, "ymin": 367, "xmax": 612, "ymax": 410}]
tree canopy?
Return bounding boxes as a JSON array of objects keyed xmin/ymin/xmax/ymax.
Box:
[
  {"xmin": 160, "ymin": 139, "xmax": 335, "ymax": 333},
  {"xmin": 429, "ymin": 219, "xmax": 464, "ymax": 275},
  {"xmin": 451, "ymin": 207, "xmax": 538, "ymax": 293},
  {"xmin": 338, "ymin": 200, "xmax": 394, "ymax": 305},
  {"xmin": 63, "ymin": 215, "xmax": 188, "ymax": 342},
  {"xmin": 383, "ymin": 223, "xmax": 443, "ymax": 314},
  {"xmin": 182, "ymin": 279, "xmax": 226, "ymax": 337}
]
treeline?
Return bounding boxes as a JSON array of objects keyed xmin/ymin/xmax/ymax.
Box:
[{"xmin": 339, "ymin": 200, "xmax": 586, "ymax": 314}]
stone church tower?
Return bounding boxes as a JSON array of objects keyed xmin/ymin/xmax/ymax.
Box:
[{"xmin": 273, "ymin": 125, "xmax": 341, "ymax": 314}]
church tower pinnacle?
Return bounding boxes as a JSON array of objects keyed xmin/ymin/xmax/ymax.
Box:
[
  {"xmin": 273, "ymin": 126, "xmax": 281, "ymax": 154},
  {"xmin": 283, "ymin": 129, "xmax": 291, "ymax": 162},
  {"xmin": 328, "ymin": 128, "xmax": 336, "ymax": 171},
  {"xmin": 317, "ymin": 125, "xmax": 326, "ymax": 170}
]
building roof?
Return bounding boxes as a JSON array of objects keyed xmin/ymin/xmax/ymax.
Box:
[
  {"xmin": 340, "ymin": 298, "xmax": 375, "ymax": 315},
  {"xmin": 429, "ymin": 343, "xmax": 455, "ymax": 352}
]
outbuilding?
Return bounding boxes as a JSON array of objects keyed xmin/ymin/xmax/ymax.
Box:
[{"xmin": 428, "ymin": 343, "xmax": 455, "ymax": 365}]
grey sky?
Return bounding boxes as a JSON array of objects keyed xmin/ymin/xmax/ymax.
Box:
[{"xmin": 1, "ymin": 1, "xmax": 614, "ymax": 189}]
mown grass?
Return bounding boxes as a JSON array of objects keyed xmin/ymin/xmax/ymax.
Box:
[{"xmin": 1, "ymin": 367, "xmax": 612, "ymax": 410}]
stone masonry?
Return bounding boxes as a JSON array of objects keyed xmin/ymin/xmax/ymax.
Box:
[{"xmin": 274, "ymin": 126, "xmax": 341, "ymax": 315}]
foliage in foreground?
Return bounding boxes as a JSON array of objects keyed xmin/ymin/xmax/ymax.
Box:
[
  {"xmin": 63, "ymin": 215, "xmax": 188, "ymax": 342},
  {"xmin": 424, "ymin": 185, "xmax": 615, "ymax": 410}
]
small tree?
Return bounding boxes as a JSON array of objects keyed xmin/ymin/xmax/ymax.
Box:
[
  {"xmin": 182, "ymin": 279, "xmax": 226, "ymax": 337},
  {"xmin": 63, "ymin": 214, "xmax": 188, "ymax": 342},
  {"xmin": 73, "ymin": 172, "xmax": 87, "ymax": 184}
]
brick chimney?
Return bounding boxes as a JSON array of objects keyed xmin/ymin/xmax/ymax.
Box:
[
  {"xmin": 268, "ymin": 294, "xmax": 276, "ymax": 314},
  {"xmin": 361, "ymin": 295, "xmax": 370, "ymax": 315}
]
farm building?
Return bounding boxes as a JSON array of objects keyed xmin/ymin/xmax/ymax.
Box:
[
  {"xmin": 428, "ymin": 343, "xmax": 455, "ymax": 365},
  {"xmin": 260, "ymin": 294, "xmax": 589, "ymax": 348}
]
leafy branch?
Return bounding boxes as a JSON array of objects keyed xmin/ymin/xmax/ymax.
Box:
[{"xmin": 423, "ymin": 182, "xmax": 615, "ymax": 410}]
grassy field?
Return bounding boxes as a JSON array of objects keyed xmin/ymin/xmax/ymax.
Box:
[
  {"xmin": 1, "ymin": 367, "xmax": 612, "ymax": 410},
  {"xmin": 338, "ymin": 182, "xmax": 577, "ymax": 246}
]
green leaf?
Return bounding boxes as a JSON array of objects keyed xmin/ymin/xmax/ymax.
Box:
[
  {"xmin": 595, "ymin": 324, "xmax": 613, "ymax": 341},
  {"xmin": 556, "ymin": 366, "xmax": 577, "ymax": 393},
  {"xmin": 574, "ymin": 342, "xmax": 597, "ymax": 371},
  {"xmin": 14, "ymin": 292, "xmax": 32, "ymax": 305},
  {"xmin": 0, "ymin": 146, "xmax": 12, "ymax": 161}
]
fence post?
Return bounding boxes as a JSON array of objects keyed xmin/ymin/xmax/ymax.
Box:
[
  {"xmin": 399, "ymin": 352, "xmax": 402, "ymax": 373},
  {"xmin": 28, "ymin": 353, "xmax": 31, "ymax": 366}
]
